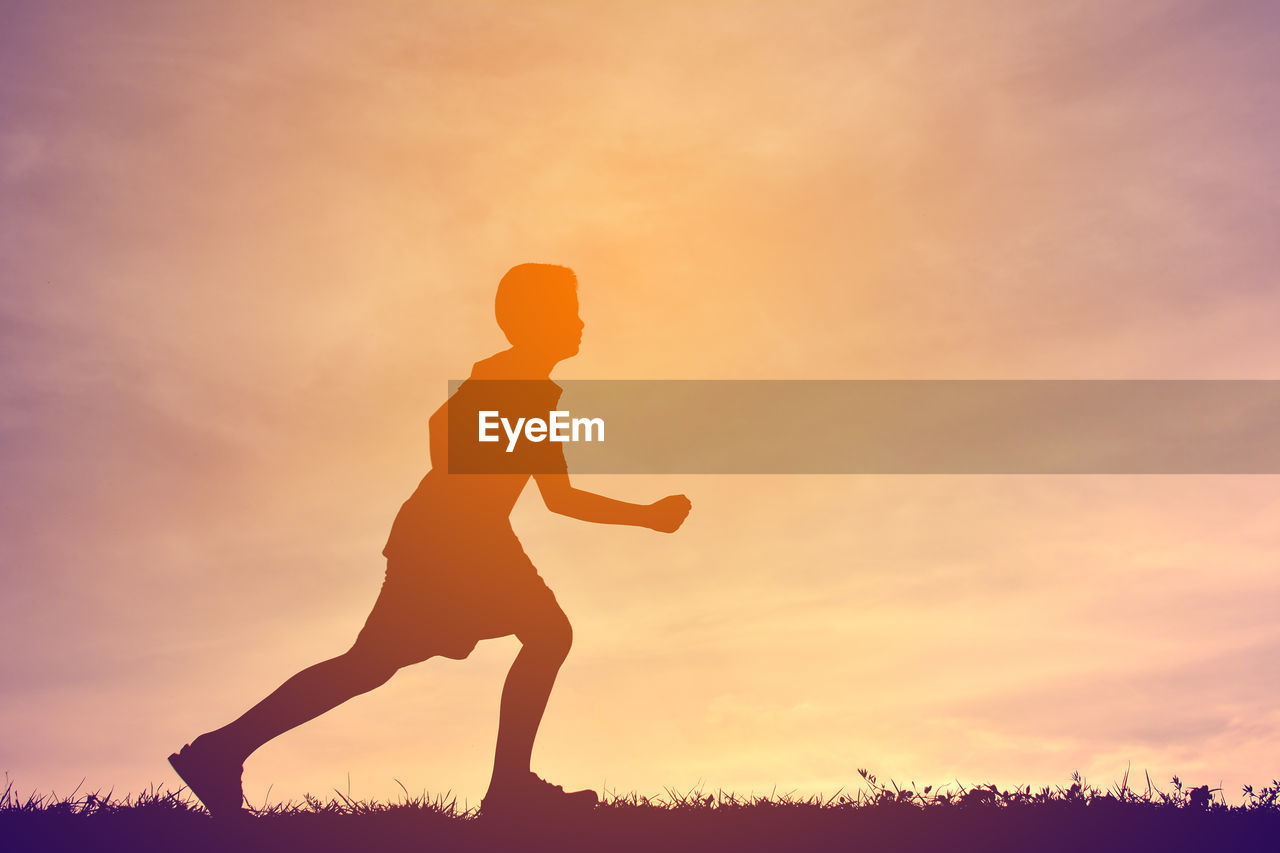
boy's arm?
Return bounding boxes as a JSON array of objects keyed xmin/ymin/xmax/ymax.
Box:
[{"xmin": 534, "ymin": 473, "xmax": 690, "ymax": 532}]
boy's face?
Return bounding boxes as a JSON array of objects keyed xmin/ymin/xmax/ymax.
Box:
[{"xmin": 519, "ymin": 287, "xmax": 584, "ymax": 361}]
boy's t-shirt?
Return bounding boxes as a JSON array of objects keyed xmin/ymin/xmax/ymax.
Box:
[
  {"xmin": 442, "ymin": 375, "xmax": 569, "ymax": 477},
  {"xmin": 381, "ymin": 356, "xmax": 567, "ymax": 563}
]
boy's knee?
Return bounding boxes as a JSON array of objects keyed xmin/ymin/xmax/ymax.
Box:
[
  {"xmin": 548, "ymin": 616, "xmax": 573, "ymax": 659},
  {"xmin": 522, "ymin": 609, "xmax": 573, "ymax": 660}
]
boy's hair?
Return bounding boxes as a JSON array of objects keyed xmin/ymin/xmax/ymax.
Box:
[{"xmin": 495, "ymin": 263, "xmax": 578, "ymax": 343}]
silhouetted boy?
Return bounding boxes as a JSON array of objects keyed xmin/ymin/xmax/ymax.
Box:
[{"xmin": 169, "ymin": 263, "xmax": 691, "ymax": 817}]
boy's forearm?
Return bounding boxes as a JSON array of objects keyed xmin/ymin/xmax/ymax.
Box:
[{"xmin": 553, "ymin": 488, "xmax": 652, "ymax": 527}]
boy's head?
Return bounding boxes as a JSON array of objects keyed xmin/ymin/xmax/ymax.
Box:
[{"xmin": 495, "ymin": 263, "xmax": 583, "ymax": 359}]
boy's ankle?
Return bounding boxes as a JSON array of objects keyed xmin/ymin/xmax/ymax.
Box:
[
  {"xmin": 193, "ymin": 730, "xmax": 250, "ymax": 765},
  {"xmin": 486, "ymin": 769, "xmax": 530, "ymax": 793}
]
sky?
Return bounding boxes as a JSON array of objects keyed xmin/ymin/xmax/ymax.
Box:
[{"xmin": 2, "ymin": 0, "xmax": 1279, "ymax": 806}]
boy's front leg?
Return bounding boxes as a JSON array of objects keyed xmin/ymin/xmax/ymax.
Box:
[{"xmin": 483, "ymin": 618, "xmax": 596, "ymax": 815}]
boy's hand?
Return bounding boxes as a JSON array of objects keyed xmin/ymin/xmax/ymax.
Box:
[{"xmin": 647, "ymin": 494, "xmax": 691, "ymax": 533}]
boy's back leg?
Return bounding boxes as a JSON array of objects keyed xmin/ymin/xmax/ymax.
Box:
[{"xmin": 171, "ymin": 643, "xmax": 401, "ymax": 816}]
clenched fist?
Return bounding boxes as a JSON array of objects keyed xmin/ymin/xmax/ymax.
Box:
[{"xmin": 646, "ymin": 494, "xmax": 692, "ymax": 533}]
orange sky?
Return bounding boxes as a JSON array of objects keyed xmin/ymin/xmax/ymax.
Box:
[{"xmin": 3, "ymin": 1, "xmax": 1279, "ymax": 806}]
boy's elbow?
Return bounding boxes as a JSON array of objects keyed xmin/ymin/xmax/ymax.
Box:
[{"xmin": 541, "ymin": 487, "xmax": 577, "ymax": 515}]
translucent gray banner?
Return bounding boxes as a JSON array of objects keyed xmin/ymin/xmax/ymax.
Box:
[{"xmin": 445, "ymin": 380, "xmax": 1280, "ymax": 474}]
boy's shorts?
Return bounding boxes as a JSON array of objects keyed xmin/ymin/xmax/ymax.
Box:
[{"xmin": 352, "ymin": 537, "xmax": 563, "ymax": 667}]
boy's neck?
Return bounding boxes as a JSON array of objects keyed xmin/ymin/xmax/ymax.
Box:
[{"xmin": 494, "ymin": 346, "xmax": 557, "ymax": 379}]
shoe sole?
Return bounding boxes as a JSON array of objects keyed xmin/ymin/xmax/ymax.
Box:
[{"xmin": 480, "ymin": 795, "xmax": 597, "ymax": 822}]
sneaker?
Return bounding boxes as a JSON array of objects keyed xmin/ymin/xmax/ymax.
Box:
[
  {"xmin": 481, "ymin": 771, "xmax": 598, "ymax": 819},
  {"xmin": 167, "ymin": 735, "xmax": 247, "ymax": 818}
]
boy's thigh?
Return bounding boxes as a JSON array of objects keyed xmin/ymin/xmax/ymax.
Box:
[
  {"xmin": 352, "ymin": 575, "xmax": 477, "ymax": 665},
  {"xmin": 474, "ymin": 570, "xmax": 571, "ymax": 646},
  {"xmin": 352, "ymin": 564, "xmax": 570, "ymax": 664}
]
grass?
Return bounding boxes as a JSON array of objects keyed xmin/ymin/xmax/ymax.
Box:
[{"xmin": 4, "ymin": 771, "xmax": 1279, "ymax": 852}]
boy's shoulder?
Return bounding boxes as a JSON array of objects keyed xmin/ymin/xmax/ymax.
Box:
[
  {"xmin": 469, "ymin": 349, "xmax": 516, "ymax": 380},
  {"xmin": 463, "ymin": 351, "xmax": 561, "ymax": 401}
]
